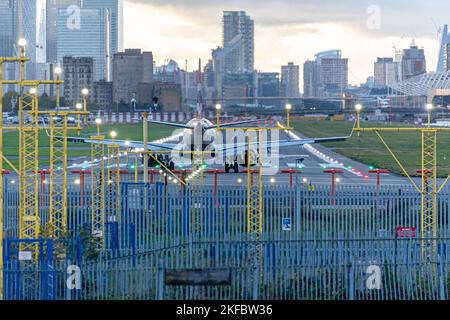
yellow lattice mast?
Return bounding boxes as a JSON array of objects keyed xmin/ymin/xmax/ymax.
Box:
[
  {"xmin": 355, "ymin": 103, "xmax": 450, "ymax": 261},
  {"xmin": 246, "ymin": 130, "xmax": 264, "ymax": 267},
  {"xmin": 421, "ymin": 128, "xmax": 438, "ymax": 256},
  {"xmin": 0, "ymin": 53, "xmax": 30, "ymax": 300},
  {"xmin": 91, "ymin": 119, "xmax": 106, "ymax": 247},
  {"xmin": 48, "ymin": 115, "xmax": 68, "ymax": 239},
  {"xmin": 107, "ymin": 131, "xmax": 121, "ymax": 226},
  {"xmin": 18, "ymin": 87, "xmax": 40, "ymax": 254}
]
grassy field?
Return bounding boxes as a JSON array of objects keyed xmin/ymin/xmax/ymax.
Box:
[
  {"xmin": 292, "ymin": 120, "xmax": 450, "ymax": 178},
  {"xmin": 2, "ymin": 123, "xmax": 175, "ymax": 169}
]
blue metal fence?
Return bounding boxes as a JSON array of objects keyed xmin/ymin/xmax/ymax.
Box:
[{"xmin": 3, "ymin": 181, "xmax": 450, "ymax": 300}]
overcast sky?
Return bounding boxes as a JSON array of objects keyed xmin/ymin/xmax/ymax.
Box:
[{"xmin": 54, "ymin": 1, "xmax": 450, "ymax": 86}]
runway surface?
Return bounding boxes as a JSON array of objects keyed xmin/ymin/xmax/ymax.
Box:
[{"xmin": 53, "ymin": 124, "xmax": 421, "ymax": 188}]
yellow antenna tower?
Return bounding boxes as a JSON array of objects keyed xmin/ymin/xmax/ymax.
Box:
[
  {"xmin": 107, "ymin": 131, "xmax": 122, "ymax": 228},
  {"xmin": 48, "ymin": 115, "xmax": 69, "ymax": 240},
  {"xmin": 355, "ymin": 103, "xmax": 450, "ymax": 261}
]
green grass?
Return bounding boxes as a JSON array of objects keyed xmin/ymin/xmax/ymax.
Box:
[
  {"xmin": 2, "ymin": 123, "xmax": 176, "ymax": 169},
  {"xmin": 292, "ymin": 120, "xmax": 450, "ymax": 178}
]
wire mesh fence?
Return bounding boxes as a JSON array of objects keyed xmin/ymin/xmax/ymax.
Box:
[{"xmin": 2, "ymin": 181, "xmax": 450, "ymax": 300}]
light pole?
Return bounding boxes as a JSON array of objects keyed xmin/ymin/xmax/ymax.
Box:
[
  {"xmin": 215, "ymin": 103, "xmax": 222, "ymax": 128},
  {"xmin": 426, "ymin": 103, "xmax": 433, "ymax": 128},
  {"xmin": 110, "ymin": 130, "xmax": 117, "ymax": 142},
  {"xmin": 95, "ymin": 118, "xmax": 102, "ymax": 136},
  {"xmin": 82, "ymin": 88, "xmax": 89, "ymax": 125},
  {"xmin": 285, "ymin": 103, "xmax": 292, "ymax": 128},
  {"xmin": 76, "ymin": 103, "xmax": 83, "ymax": 133},
  {"xmin": 18, "ymin": 38, "xmax": 26, "ymax": 86},
  {"xmin": 355, "ymin": 104, "xmax": 362, "ymax": 136},
  {"xmin": 54, "ymin": 66, "xmax": 62, "ymax": 109}
]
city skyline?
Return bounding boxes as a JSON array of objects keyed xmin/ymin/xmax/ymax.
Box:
[{"xmin": 123, "ymin": 0, "xmax": 447, "ymax": 86}]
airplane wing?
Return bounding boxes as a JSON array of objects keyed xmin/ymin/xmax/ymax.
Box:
[
  {"xmin": 216, "ymin": 136, "xmax": 348, "ymax": 153},
  {"xmin": 148, "ymin": 120, "xmax": 194, "ymax": 129},
  {"xmin": 66, "ymin": 136, "xmax": 177, "ymax": 151},
  {"xmin": 204, "ymin": 119, "xmax": 264, "ymax": 130}
]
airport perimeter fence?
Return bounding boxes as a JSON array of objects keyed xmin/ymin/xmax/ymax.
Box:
[{"xmin": 2, "ymin": 181, "xmax": 450, "ymax": 300}]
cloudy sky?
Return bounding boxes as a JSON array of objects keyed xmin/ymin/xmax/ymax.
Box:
[{"xmin": 43, "ymin": 0, "xmax": 449, "ymax": 86}]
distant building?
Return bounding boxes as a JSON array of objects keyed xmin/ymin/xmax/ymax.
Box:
[
  {"xmin": 46, "ymin": 0, "xmax": 83, "ymax": 63},
  {"xmin": 438, "ymin": 25, "xmax": 450, "ymax": 72},
  {"xmin": 62, "ymin": 56, "xmax": 94, "ymax": 105},
  {"xmin": 57, "ymin": 8, "xmax": 110, "ymax": 81},
  {"xmin": 443, "ymin": 43, "xmax": 450, "ymax": 72},
  {"xmin": 153, "ymin": 82, "xmax": 183, "ymax": 112},
  {"xmin": 180, "ymin": 71, "xmax": 200, "ymax": 104},
  {"xmin": 303, "ymin": 60, "xmax": 320, "ymax": 98},
  {"xmin": 112, "ymin": 49, "xmax": 153, "ymax": 105},
  {"xmin": 93, "ymin": 80, "xmax": 113, "ymax": 111},
  {"xmin": 222, "ymin": 72, "xmax": 256, "ymax": 104},
  {"xmin": 374, "ymin": 57, "xmax": 397, "ymax": 87},
  {"xmin": 0, "ymin": 0, "xmax": 36, "ymax": 91},
  {"xmin": 48, "ymin": 0, "xmax": 122, "ymax": 67},
  {"xmin": 396, "ymin": 41, "xmax": 426, "ymax": 81},
  {"xmin": 203, "ymin": 60, "xmax": 215, "ymax": 89},
  {"xmin": 303, "ymin": 50, "xmax": 348, "ymax": 97},
  {"xmin": 281, "ymin": 62, "xmax": 300, "ymax": 98},
  {"xmin": 257, "ymin": 72, "xmax": 280, "ymax": 107},
  {"xmin": 222, "ymin": 11, "xmax": 254, "ymax": 74},
  {"xmin": 320, "ymin": 57, "xmax": 348, "ymax": 94},
  {"xmin": 153, "ymin": 59, "xmax": 182, "ymax": 84}
]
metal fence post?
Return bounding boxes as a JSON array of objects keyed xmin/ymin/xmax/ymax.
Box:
[
  {"xmin": 252, "ymin": 256, "xmax": 259, "ymax": 300},
  {"xmin": 348, "ymin": 262, "xmax": 354, "ymax": 300},
  {"xmin": 157, "ymin": 259, "xmax": 164, "ymax": 300},
  {"xmin": 438, "ymin": 254, "xmax": 446, "ymax": 300}
]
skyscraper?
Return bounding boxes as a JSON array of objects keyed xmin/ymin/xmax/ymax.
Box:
[
  {"xmin": 222, "ymin": 11, "xmax": 254, "ymax": 73},
  {"xmin": 281, "ymin": 62, "xmax": 300, "ymax": 98},
  {"xmin": 49, "ymin": 0, "xmax": 122, "ymax": 83},
  {"xmin": 0, "ymin": 0, "xmax": 36, "ymax": 89},
  {"xmin": 437, "ymin": 25, "xmax": 450, "ymax": 72},
  {"xmin": 46, "ymin": 0, "xmax": 82, "ymax": 64},
  {"xmin": 83, "ymin": 0, "xmax": 124, "ymax": 53},
  {"xmin": 303, "ymin": 50, "xmax": 348, "ymax": 97},
  {"xmin": 303, "ymin": 60, "xmax": 320, "ymax": 98},
  {"xmin": 374, "ymin": 57, "xmax": 398, "ymax": 87},
  {"xmin": 57, "ymin": 8, "xmax": 110, "ymax": 81},
  {"xmin": 396, "ymin": 41, "xmax": 426, "ymax": 81}
]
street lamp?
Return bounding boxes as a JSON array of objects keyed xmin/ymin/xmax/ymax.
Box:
[
  {"xmin": 215, "ymin": 103, "xmax": 222, "ymax": 128},
  {"xmin": 18, "ymin": 38, "xmax": 27, "ymax": 48},
  {"xmin": 355, "ymin": 104, "xmax": 362, "ymax": 134},
  {"xmin": 82, "ymin": 88, "xmax": 89, "ymax": 125},
  {"xmin": 426, "ymin": 104, "xmax": 433, "ymax": 128},
  {"xmin": 29, "ymin": 87, "xmax": 36, "ymax": 95},
  {"xmin": 18, "ymin": 38, "xmax": 27, "ymax": 83},
  {"xmin": 110, "ymin": 130, "xmax": 117, "ymax": 140},
  {"xmin": 54, "ymin": 66, "xmax": 62, "ymax": 109},
  {"xmin": 285, "ymin": 103, "xmax": 292, "ymax": 128},
  {"xmin": 75, "ymin": 103, "xmax": 82, "ymax": 110},
  {"xmin": 95, "ymin": 118, "xmax": 102, "ymax": 136}
]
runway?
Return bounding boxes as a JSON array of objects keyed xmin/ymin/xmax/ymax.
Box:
[{"xmin": 13, "ymin": 123, "xmax": 425, "ymax": 188}]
